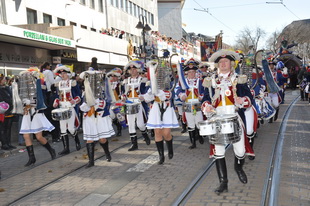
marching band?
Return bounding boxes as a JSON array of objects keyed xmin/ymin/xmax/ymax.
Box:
[{"xmin": 1, "ymin": 47, "xmax": 303, "ymax": 195}]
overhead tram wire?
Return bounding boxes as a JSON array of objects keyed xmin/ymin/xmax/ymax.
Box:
[
  {"xmin": 208, "ymin": 2, "xmax": 266, "ymax": 9},
  {"xmin": 193, "ymin": 8, "xmax": 237, "ymax": 34},
  {"xmin": 192, "ymin": 0, "xmax": 237, "ymax": 34},
  {"xmin": 266, "ymin": 0, "xmax": 300, "ymax": 19}
]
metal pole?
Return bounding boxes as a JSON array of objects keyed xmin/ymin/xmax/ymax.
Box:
[{"xmin": 143, "ymin": 28, "xmax": 146, "ymax": 64}]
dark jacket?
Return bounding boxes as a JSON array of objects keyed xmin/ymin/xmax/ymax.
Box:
[{"xmin": 0, "ymin": 86, "xmax": 13, "ymax": 115}]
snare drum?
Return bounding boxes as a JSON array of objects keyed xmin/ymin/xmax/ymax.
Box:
[
  {"xmin": 183, "ymin": 103, "xmax": 201, "ymax": 113},
  {"xmin": 52, "ymin": 108, "xmax": 72, "ymax": 121},
  {"xmin": 198, "ymin": 120, "xmax": 217, "ymax": 137},
  {"xmin": 208, "ymin": 114, "xmax": 241, "ymax": 145},
  {"xmin": 125, "ymin": 103, "xmax": 140, "ymax": 115}
]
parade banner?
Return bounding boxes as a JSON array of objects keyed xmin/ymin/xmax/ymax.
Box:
[{"xmin": 200, "ymin": 41, "xmax": 216, "ymax": 61}]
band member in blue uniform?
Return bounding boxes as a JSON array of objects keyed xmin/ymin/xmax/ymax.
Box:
[
  {"xmin": 18, "ymin": 68, "xmax": 56, "ymax": 166},
  {"xmin": 143, "ymin": 59, "xmax": 179, "ymax": 164},
  {"xmin": 107, "ymin": 68, "xmax": 125, "ymax": 136},
  {"xmin": 121, "ymin": 59, "xmax": 150, "ymax": 151},
  {"xmin": 176, "ymin": 58, "xmax": 205, "ymax": 149},
  {"xmin": 53, "ymin": 65, "xmax": 81, "ymax": 155},
  {"xmin": 79, "ymin": 66, "xmax": 114, "ymax": 167},
  {"xmin": 201, "ymin": 50, "xmax": 254, "ymax": 195}
]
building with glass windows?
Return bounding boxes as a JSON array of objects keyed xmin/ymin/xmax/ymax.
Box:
[{"xmin": 0, "ymin": 0, "xmax": 198, "ymax": 75}]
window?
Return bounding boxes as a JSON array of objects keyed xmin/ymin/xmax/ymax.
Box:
[
  {"xmin": 148, "ymin": 12, "xmax": 151, "ymax": 24},
  {"xmin": 26, "ymin": 8, "xmax": 37, "ymax": 24},
  {"xmin": 150, "ymin": 13, "xmax": 154, "ymax": 25},
  {"xmin": 120, "ymin": 0, "xmax": 124, "ymax": 10},
  {"xmin": 81, "ymin": 25, "xmax": 87, "ymax": 29},
  {"xmin": 133, "ymin": 3, "xmax": 136, "ymax": 17},
  {"xmin": 70, "ymin": 21, "xmax": 77, "ymax": 26},
  {"xmin": 91, "ymin": 28, "xmax": 96, "ymax": 32},
  {"xmin": 98, "ymin": 0, "xmax": 103, "ymax": 12},
  {"xmin": 90, "ymin": 0, "xmax": 95, "ymax": 9},
  {"xmin": 115, "ymin": 0, "xmax": 119, "ymax": 8},
  {"xmin": 137, "ymin": 6, "xmax": 140, "ymax": 16},
  {"xmin": 125, "ymin": 0, "xmax": 128, "ymax": 12},
  {"xmin": 80, "ymin": 0, "xmax": 85, "ymax": 5},
  {"xmin": 57, "ymin": 18, "xmax": 65, "ymax": 26},
  {"xmin": 43, "ymin": 13, "xmax": 52, "ymax": 24},
  {"xmin": 129, "ymin": 2, "xmax": 132, "ymax": 15},
  {"xmin": 110, "ymin": 0, "xmax": 114, "ymax": 6}
]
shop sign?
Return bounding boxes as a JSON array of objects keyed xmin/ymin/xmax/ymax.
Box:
[
  {"xmin": 53, "ymin": 57, "xmax": 62, "ymax": 64},
  {"xmin": 62, "ymin": 51, "xmax": 77, "ymax": 60},
  {"xmin": 23, "ymin": 30, "xmax": 73, "ymax": 47}
]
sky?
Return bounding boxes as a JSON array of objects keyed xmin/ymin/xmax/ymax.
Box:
[{"xmin": 181, "ymin": 0, "xmax": 310, "ymax": 48}]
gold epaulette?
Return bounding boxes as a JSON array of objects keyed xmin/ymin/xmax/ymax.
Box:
[{"xmin": 202, "ymin": 77, "xmax": 212, "ymax": 88}]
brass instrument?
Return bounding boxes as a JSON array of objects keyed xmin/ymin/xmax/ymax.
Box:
[
  {"xmin": 84, "ymin": 71, "xmax": 105, "ymax": 99},
  {"xmin": 16, "ymin": 72, "xmax": 37, "ymax": 106}
]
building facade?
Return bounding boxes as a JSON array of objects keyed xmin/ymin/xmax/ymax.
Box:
[{"xmin": 0, "ymin": 0, "xmax": 200, "ymax": 75}]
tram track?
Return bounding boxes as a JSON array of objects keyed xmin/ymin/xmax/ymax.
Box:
[
  {"xmin": 261, "ymin": 95, "xmax": 299, "ymax": 206},
  {"xmin": 7, "ymin": 138, "xmax": 136, "ymax": 205},
  {"xmin": 173, "ymin": 95, "xmax": 299, "ymax": 206}
]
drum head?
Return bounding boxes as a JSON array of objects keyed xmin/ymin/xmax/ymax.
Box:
[{"xmin": 212, "ymin": 114, "xmax": 237, "ymax": 121}]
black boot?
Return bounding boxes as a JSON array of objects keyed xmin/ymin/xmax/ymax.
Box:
[
  {"xmin": 24, "ymin": 145, "xmax": 36, "ymax": 167},
  {"xmin": 0, "ymin": 140, "xmax": 10, "ymax": 150},
  {"xmin": 268, "ymin": 117, "xmax": 273, "ymax": 123},
  {"xmin": 100, "ymin": 141, "xmax": 111, "ymax": 162},
  {"xmin": 85, "ymin": 143, "xmax": 95, "ymax": 168},
  {"xmin": 74, "ymin": 134, "xmax": 81, "ymax": 151},
  {"xmin": 142, "ymin": 130, "xmax": 150, "ymax": 145},
  {"xmin": 274, "ymin": 107, "xmax": 279, "ymax": 121},
  {"xmin": 113, "ymin": 119, "xmax": 122, "ymax": 136},
  {"xmin": 5, "ymin": 118, "xmax": 16, "ymax": 149},
  {"xmin": 181, "ymin": 122, "xmax": 187, "ymax": 133},
  {"xmin": 43, "ymin": 142, "xmax": 56, "ymax": 160},
  {"xmin": 234, "ymin": 157, "xmax": 247, "ymax": 184},
  {"xmin": 0, "ymin": 130, "xmax": 10, "ymax": 150},
  {"xmin": 248, "ymin": 138, "xmax": 255, "ymax": 160},
  {"xmin": 128, "ymin": 134, "xmax": 138, "ymax": 151},
  {"xmin": 196, "ymin": 128, "xmax": 204, "ymax": 144},
  {"xmin": 150, "ymin": 129, "xmax": 155, "ymax": 137},
  {"xmin": 166, "ymin": 139, "xmax": 173, "ymax": 159},
  {"xmin": 58, "ymin": 135, "xmax": 70, "ymax": 155},
  {"xmin": 156, "ymin": 141, "xmax": 165, "ymax": 165},
  {"xmin": 214, "ymin": 158, "xmax": 228, "ymax": 195},
  {"xmin": 188, "ymin": 129, "xmax": 196, "ymax": 149}
]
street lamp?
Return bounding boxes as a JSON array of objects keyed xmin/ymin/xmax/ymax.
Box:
[{"xmin": 136, "ymin": 14, "xmax": 151, "ymax": 64}]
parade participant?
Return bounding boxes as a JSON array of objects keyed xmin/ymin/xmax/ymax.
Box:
[
  {"xmin": 18, "ymin": 68, "xmax": 56, "ymax": 166},
  {"xmin": 107, "ymin": 67, "xmax": 125, "ymax": 136},
  {"xmin": 304, "ymin": 66, "xmax": 310, "ymax": 104},
  {"xmin": 40, "ymin": 62, "xmax": 60, "ymax": 143},
  {"xmin": 176, "ymin": 58, "xmax": 204, "ymax": 149},
  {"xmin": 201, "ymin": 50, "xmax": 254, "ymax": 195},
  {"xmin": 121, "ymin": 59, "xmax": 150, "ymax": 151},
  {"xmin": 174, "ymin": 84, "xmax": 187, "ymax": 133},
  {"xmin": 267, "ymin": 61, "xmax": 287, "ymax": 122},
  {"xmin": 0, "ymin": 74, "xmax": 15, "ymax": 150},
  {"xmin": 143, "ymin": 59, "xmax": 179, "ymax": 164},
  {"xmin": 198, "ymin": 62, "xmax": 210, "ymax": 80},
  {"xmin": 52, "ymin": 65, "xmax": 81, "ymax": 155},
  {"xmin": 79, "ymin": 64, "xmax": 114, "ymax": 167}
]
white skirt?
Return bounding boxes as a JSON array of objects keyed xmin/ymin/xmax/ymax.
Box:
[
  {"xmin": 146, "ymin": 102, "xmax": 179, "ymax": 129},
  {"xmin": 20, "ymin": 113, "xmax": 55, "ymax": 134},
  {"xmin": 82, "ymin": 112, "xmax": 115, "ymax": 141}
]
